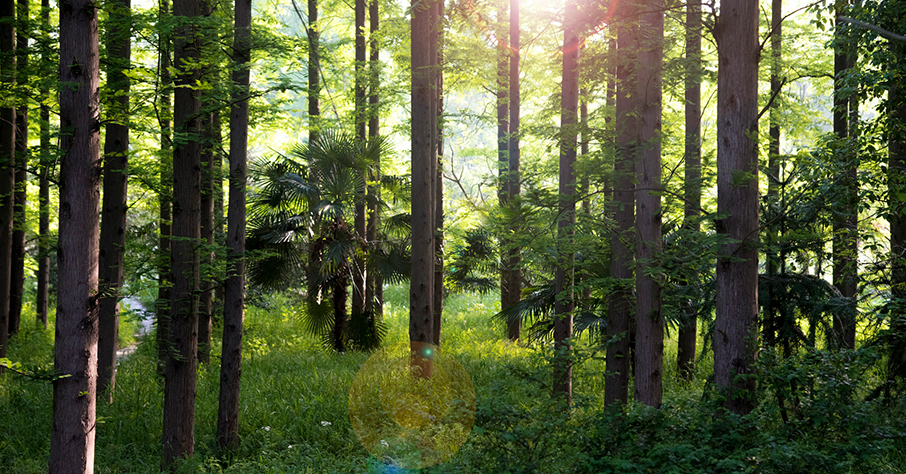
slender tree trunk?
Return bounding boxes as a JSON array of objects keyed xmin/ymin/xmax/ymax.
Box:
[
  {"xmin": 307, "ymin": 0, "xmax": 321, "ymax": 307},
  {"xmin": 764, "ymin": 0, "xmax": 782, "ymax": 350},
  {"xmin": 832, "ymin": 0, "xmax": 858, "ymax": 350},
  {"xmin": 496, "ymin": 1, "xmax": 510, "ymax": 336},
  {"xmin": 714, "ymin": 0, "xmax": 759, "ymax": 416},
  {"xmin": 634, "ymin": 0, "xmax": 664, "ymax": 408},
  {"xmin": 9, "ymin": 0, "xmax": 26, "ymax": 337},
  {"xmin": 504, "ymin": 0, "xmax": 522, "ymax": 341},
  {"xmin": 433, "ymin": 5, "xmax": 444, "ymax": 347},
  {"xmin": 332, "ymin": 271, "xmax": 348, "ymax": 352},
  {"xmin": 162, "ymin": 0, "xmax": 202, "ymax": 465},
  {"xmin": 888, "ymin": 40, "xmax": 906, "ymax": 385},
  {"xmin": 606, "ymin": 14, "xmax": 637, "ymax": 407},
  {"xmin": 35, "ymin": 0, "xmax": 49, "ymax": 329},
  {"xmin": 678, "ymin": 0, "xmax": 701, "ymax": 382},
  {"xmin": 157, "ymin": 0, "xmax": 173, "ymax": 375},
  {"xmin": 365, "ymin": 0, "xmax": 381, "ymax": 317},
  {"xmin": 97, "ymin": 0, "xmax": 131, "ymax": 401},
  {"xmin": 410, "ymin": 0, "xmax": 438, "ymax": 377},
  {"xmin": 48, "ymin": 0, "xmax": 101, "ymax": 469},
  {"xmin": 553, "ymin": 0, "xmax": 579, "ymax": 406},
  {"xmin": 216, "ymin": 0, "xmax": 250, "ymax": 449},
  {"xmin": 0, "ymin": 0, "xmax": 15, "ymax": 357},
  {"xmin": 352, "ymin": 0, "xmax": 367, "ymax": 322}
]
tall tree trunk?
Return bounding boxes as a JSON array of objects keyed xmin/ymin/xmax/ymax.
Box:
[
  {"xmin": 714, "ymin": 0, "xmax": 759, "ymax": 416},
  {"xmin": 496, "ymin": 0, "xmax": 510, "ymax": 337},
  {"xmin": 352, "ymin": 0, "xmax": 367, "ymax": 322},
  {"xmin": 36, "ymin": 0, "xmax": 49, "ymax": 329},
  {"xmin": 365, "ymin": 0, "xmax": 381, "ymax": 317},
  {"xmin": 48, "ymin": 0, "xmax": 101, "ymax": 469},
  {"xmin": 97, "ymin": 0, "xmax": 131, "ymax": 401},
  {"xmin": 0, "ymin": 0, "xmax": 15, "ymax": 357},
  {"xmin": 306, "ymin": 0, "xmax": 321, "ymax": 309},
  {"xmin": 606, "ymin": 13, "xmax": 637, "ymax": 407},
  {"xmin": 410, "ymin": 0, "xmax": 438, "ymax": 377},
  {"xmin": 162, "ymin": 0, "xmax": 202, "ymax": 465},
  {"xmin": 764, "ymin": 0, "xmax": 782, "ymax": 350},
  {"xmin": 9, "ymin": 0, "xmax": 26, "ymax": 337},
  {"xmin": 504, "ymin": 0, "xmax": 522, "ymax": 341},
  {"xmin": 553, "ymin": 0, "xmax": 579, "ymax": 406},
  {"xmin": 888, "ymin": 42, "xmax": 906, "ymax": 387},
  {"xmin": 634, "ymin": 0, "xmax": 664, "ymax": 408},
  {"xmin": 197, "ymin": 0, "xmax": 218, "ymax": 365},
  {"xmin": 157, "ymin": 0, "xmax": 173, "ymax": 375},
  {"xmin": 832, "ymin": 0, "xmax": 858, "ymax": 350},
  {"xmin": 216, "ymin": 0, "xmax": 250, "ymax": 449},
  {"xmin": 678, "ymin": 0, "xmax": 701, "ymax": 382},
  {"xmin": 433, "ymin": 3, "xmax": 444, "ymax": 347}
]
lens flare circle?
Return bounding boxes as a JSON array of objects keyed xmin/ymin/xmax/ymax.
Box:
[{"xmin": 349, "ymin": 344, "xmax": 475, "ymax": 470}]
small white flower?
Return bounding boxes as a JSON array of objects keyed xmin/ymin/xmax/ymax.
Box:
[
  {"xmin": 321, "ymin": 421, "xmax": 332, "ymax": 426},
  {"xmin": 288, "ymin": 445, "xmax": 293, "ymax": 449},
  {"xmin": 380, "ymin": 440, "xmax": 389, "ymax": 448},
  {"xmin": 264, "ymin": 426, "xmax": 270, "ymax": 431}
]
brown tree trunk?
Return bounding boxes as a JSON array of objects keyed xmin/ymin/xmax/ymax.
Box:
[
  {"xmin": 410, "ymin": 0, "xmax": 438, "ymax": 377},
  {"xmin": 352, "ymin": 0, "xmax": 367, "ymax": 322},
  {"xmin": 832, "ymin": 0, "xmax": 858, "ymax": 350},
  {"xmin": 434, "ymin": 7, "xmax": 444, "ymax": 347},
  {"xmin": 97, "ymin": 0, "xmax": 131, "ymax": 401},
  {"xmin": 553, "ymin": 0, "xmax": 579, "ymax": 406},
  {"xmin": 162, "ymin": 0, "xmax": 202, "ymax": 466},
  {"xmin": 678, "ymin": 0, "xmax": 701, "ymax": 382},
  {"xmin": 48, "ymin": 0, "xmax": 101, "ymax": 469},
  {"xmin": 365, "ymin": 0, "xmax": 381, "ymax": 317},
  {"xmin": 504, "ymin": 0, "xmax": 522, "ymax": 341},
  {"xmin": 764, "ymin": 0, "xmax": 782, "ymax": 349},
  {"xmin": 9, "ymin": 0, "xmax": 26, "ymax": 337},
  {"xmin": 157, "ymin": 0, "xmax": 173, "ymax": 375},
  {"xmin": 714, "ymin": 0, "xmax": 760, "ymax": 416},
  {"xmin": 496, "ymin": 1, "xmax": 510, "ymax": 337},
  {"xmin": 216, "ymin": 0, "xmax": 250, "ymax": 449},
  {"xmin": 35, "ymin": 0, "xmax": 49, "ymax": 329},
  {"xmin": 606, "ymin": 14, "xmax": 636, "ymax": 408},
  {"xmin": 634, "ymin": 0, "xmax": 664, "ymax": 408},
  {"xmin": 0, "ymin": 0, "xmax": 14, "ymax": 357},
  {"xmin": 306, "ymin": 0, "xmax": 321, "ymax": 306}
]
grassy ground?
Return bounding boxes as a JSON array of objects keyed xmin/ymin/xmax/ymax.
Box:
[{"xmin": 1, "ymin": 287, "xmax": 905, "ymax": 473}]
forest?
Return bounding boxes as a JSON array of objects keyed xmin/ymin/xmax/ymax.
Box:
[{"xmin": 1, "ymin": 0, "xmax": 906, "ymax": 470}]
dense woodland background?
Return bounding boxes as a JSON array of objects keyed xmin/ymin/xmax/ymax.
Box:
[{"xmin": 1, "ymin": 0, "xmax": 906, "ymax": 471}]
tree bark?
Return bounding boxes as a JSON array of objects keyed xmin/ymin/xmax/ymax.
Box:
[
  {"xmin": 0, "ymin": 0, "xmax": 15, "ymax": 356},
  {"xmin": 553, "ymin": 0, "xmax": 579, "ymax": 406},
  {"xmin": 48, "ymin": 0, "xmax": 101, "ymax": 469},
  {"xmin": 35, "ymin": 0, "xmax": 49, "ymax": 330},
  {"xmin": 714, "ymin": 0, "xmax": 759, "ymax": 416},
  {"xmin": 365, "ymin": 0, "xmax": 381, "ymax": 317},
  {"xmin": 9, "ymin": 0, "xmax": 26, "ymax": 337},
  {"xmin": 606, "ymin": 12, "xmax": 637, "ymax": 408},
  {"xmin": 634, "ymin": 0, "xmax": 664, "ymax": 408},
  {"xmin": 678, "ymin": 0, "xmax": 701, "ymax": 381},
  {"xmin": 433, "ymin": 4, "xmax": 444, "ymax": 347},
  {"xmin": 832, "ymin": 0, "xmax": 858, "ymax": 350},
  {"xmin": 97, "ymin": 0, "xmax": 131, "ymax": 401},
  {"xmin": 496, "ymin": 0, "xmax": 510, "ymax": 338},
  {"xmin": 157, "ymin": 0, "xmax": 173, "ymax": 375},
  {"xmin": 410, "ymin": 0, "xmax": 438, "ymax": 377},
  {"xmin": 504, "ymin": 0, "xmax": 522, "ymax": 341},
  {"xmin": 352, "ymin": 0, "xmax": 367, "ymax": 322},
  {"xmin": 162, "ymin": 0, "xmax": 202, "ymax": 465},
  {"xmin": 763, "ymin": 0, "xmax": 782, "ymax": 349},
  {"xmin": 216, "ymin": 0, "xmax": 250, "ymax": 449}
]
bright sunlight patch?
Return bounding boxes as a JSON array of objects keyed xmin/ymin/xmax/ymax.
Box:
[{"xmin": 349, "ymin": 344, "xmax": 476, "ymax": 470}]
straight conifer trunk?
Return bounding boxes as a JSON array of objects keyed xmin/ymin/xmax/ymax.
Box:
[
  {"xmin": 217, "ymin": 0, "xmax": 251, "ymax": 449},
  {"xmin": 35, "ymin": 0, "xmax": 49, "ymax": 329},
  {"xmin": 553, "ymin": 0, "xmax": 579, "ymax": 405},
  {"xmin": 98, "ymin": 0, "xmax": 131, "ymax": 401},
  {"xmin": 352, "ymin": 0, "xmax": 367, "ymax": 321},
  {"xmin": 48, "ymin": 0, "xmax": 101, "ymax": 469},
  {"xmin": 714, "ymin": 0, "xmax": 759, "ymax": 416},
  {"xmin": 157, "ymin": 0, "xmax": 173, "ymax": 374},
  {"xmin": 764, "ymin": 0, "xmax": 781, "ymax": 348},
  {"xmin": 365, "ymin": 0, "xmax": 381, "ymax": 316},
  {"xmin": 504, "ymin": 0, "xmax": 522, "ymax": 341},
  {"xmin": 162, "ymin": 0, "xmax": 202, "ymax": 465},
  {"xmin": 678, "ymin": 0, "xmax": 701, "ymax": 381},
  {"xmin": 832, "ymin": 0, "xmax": 858, "ymax": 350},
  {"xmin": 9, "ymin": 0, "xmax": 26, "ymax": 337},
  {"xmin": 433, "ymin": 4, "xmax": 444, "ymax": 347},
  {"xmin": 606, "ymin": 13, "xmax": 637, "ymax": 407},
  {"xmin": 0, "ymin": 0, "xmax": 15, "ymax": 356},
  {"xmin": 496, "ymin": 3, "xmax": 511, "ymax": 337},
  {"xmin": 410, "ymin": 0, "xmax": 437, "ymax": 377},
  {"xmin": 634, "ymin": 0, "xmax": 664, "ymax": 407}
]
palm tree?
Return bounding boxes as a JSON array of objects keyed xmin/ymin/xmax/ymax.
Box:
[{"xmin": 247, "ymin": 130, "xmax": 405, "ymax": 351}]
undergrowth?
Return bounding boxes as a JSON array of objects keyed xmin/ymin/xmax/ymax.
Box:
[{"xmin": 0, "ymin": 286, "xmax": 904, "ymax": 473}]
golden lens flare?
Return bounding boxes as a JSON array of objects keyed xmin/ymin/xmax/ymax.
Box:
[{"xmin": 349, "ymin": 343, "xmax": 476, "ymax": 470}]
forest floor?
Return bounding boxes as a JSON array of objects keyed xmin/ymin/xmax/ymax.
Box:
[{"xmin": 1, "ymin": 286, "xmax": 905, "ymax": 473}]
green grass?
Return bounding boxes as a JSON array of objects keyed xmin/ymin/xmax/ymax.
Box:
[{"xmin": 1, "ymin": 287, "xmax": 905, "ymax": 473}]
